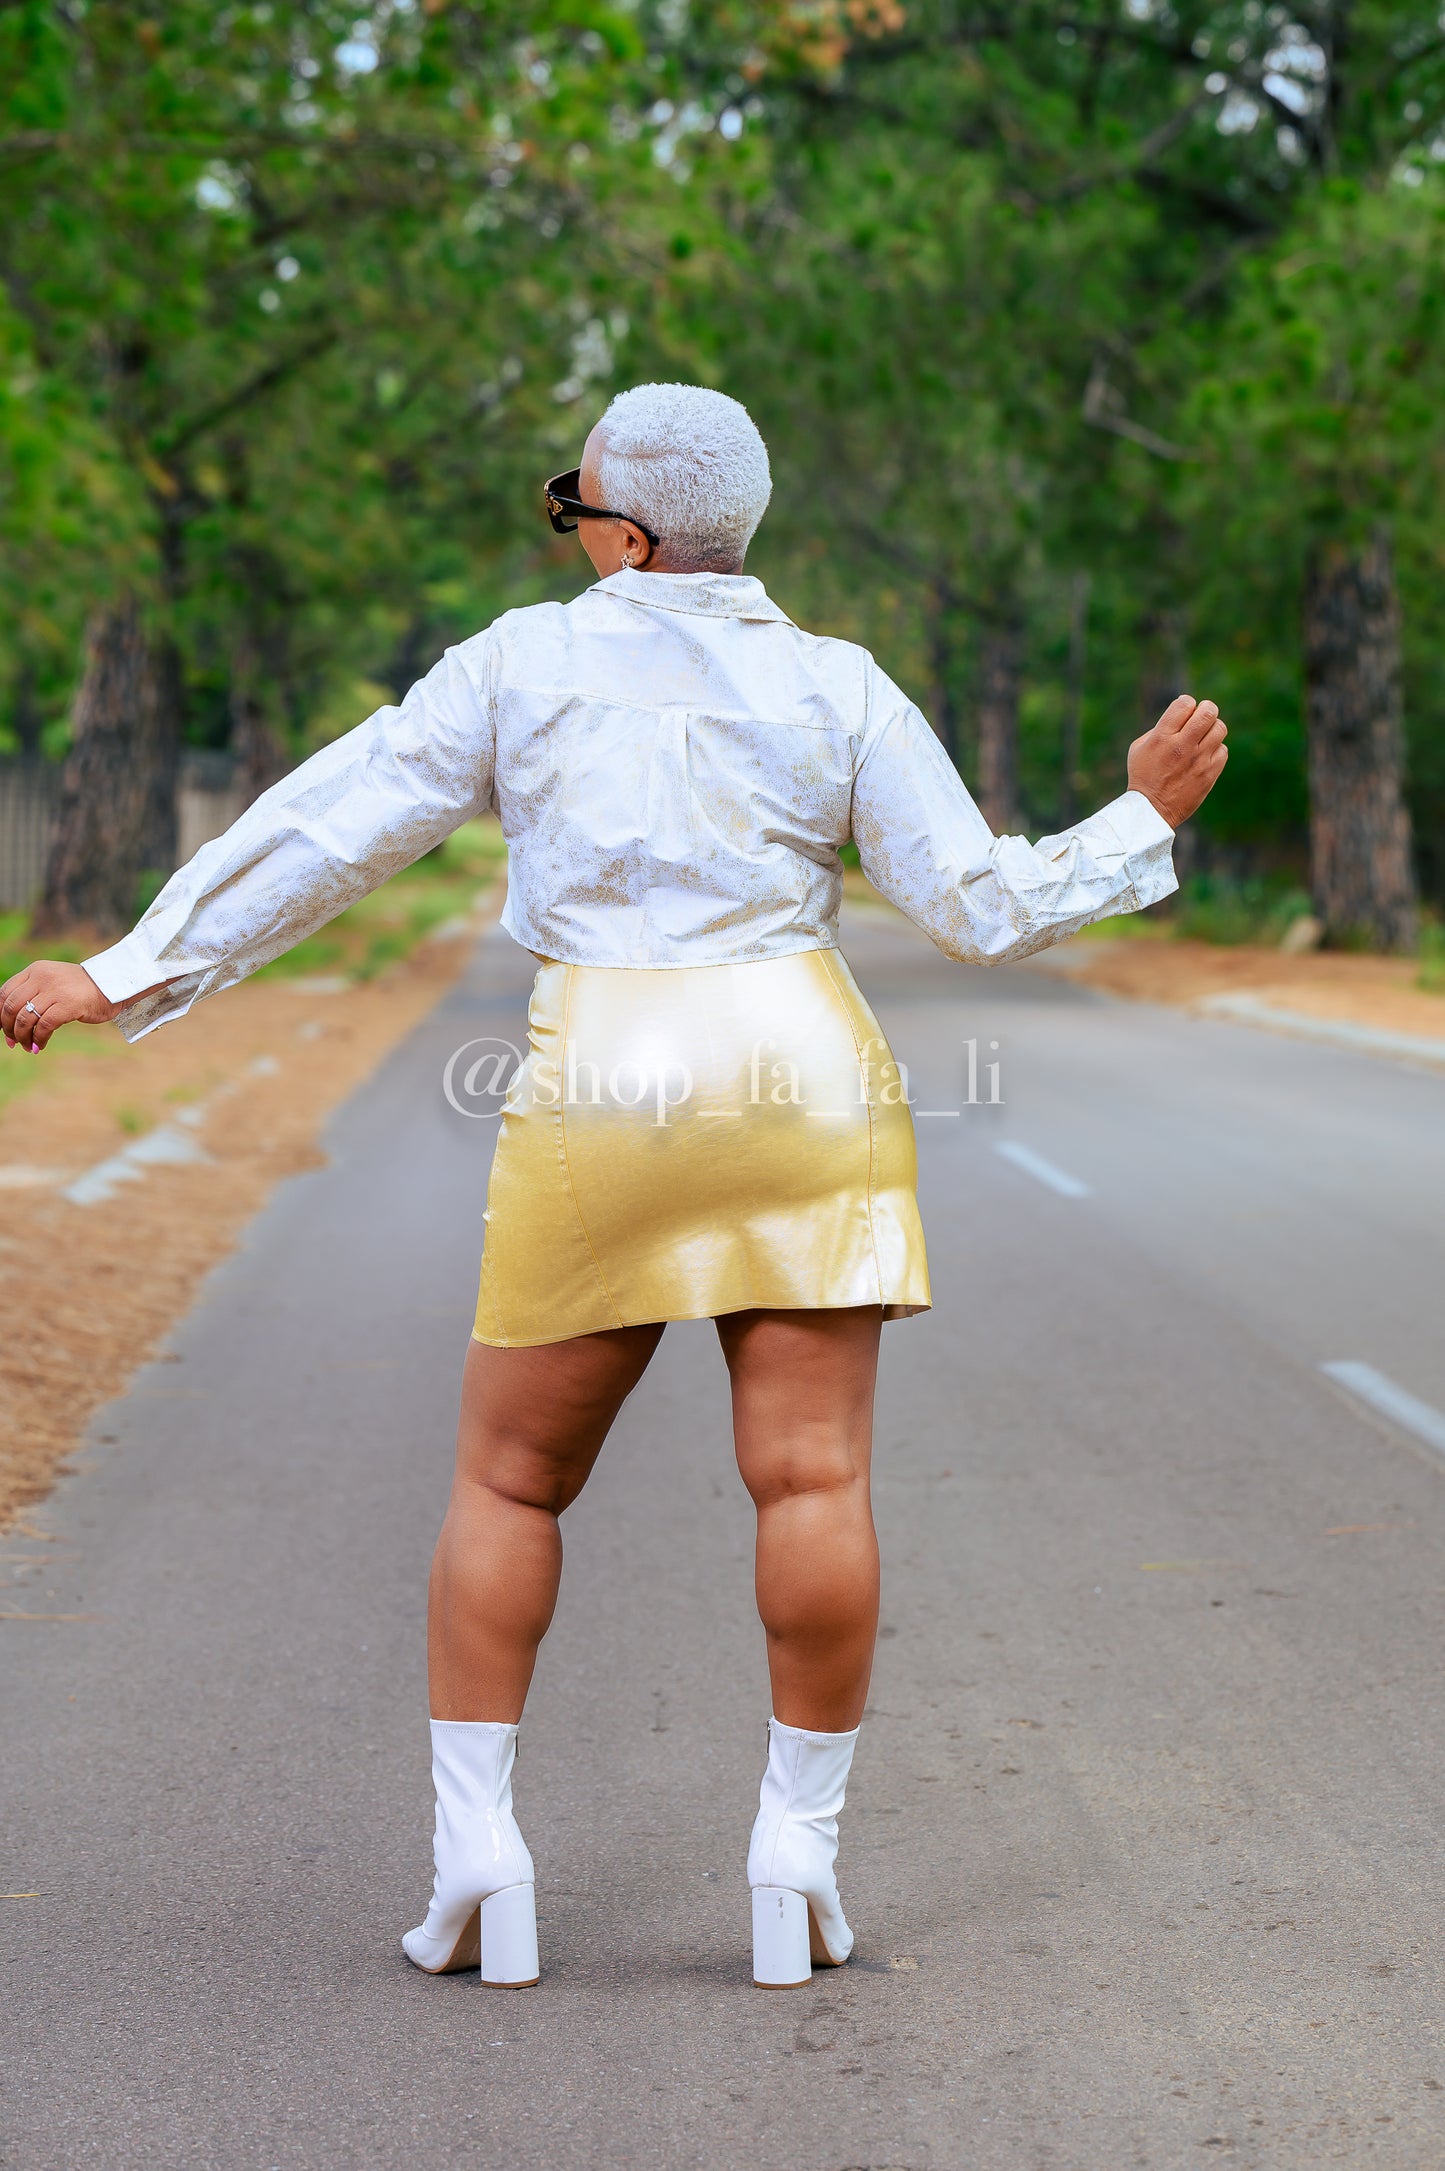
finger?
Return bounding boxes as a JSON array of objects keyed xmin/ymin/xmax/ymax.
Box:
[
  {"xmin": 0, "ymin": 971, "xmax": 38, "ymax": 1040},
  {"xmin": 16, "ymin": 991, "xmax": 56, "ymax": 1051},
  {"xmin": 1155, "ymin": 694, "xmax": 1198, "ymax": 736},
  {"xmin": 1176, "ymin": 700, "xmax": 1219, "ymax": 744},
  {"xmin": 30, "ymin": 1002, "xmax": 59, "ymax": 1052}
]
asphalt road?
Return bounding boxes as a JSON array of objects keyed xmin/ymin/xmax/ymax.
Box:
[{"xmin": 5, "ymin": 907, "xmax": 1445, "ymax": 2171}]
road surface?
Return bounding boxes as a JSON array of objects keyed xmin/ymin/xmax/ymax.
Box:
[{"xmin": 6, "ymin": 907, "xmax": 1445, "ymax": 2170}]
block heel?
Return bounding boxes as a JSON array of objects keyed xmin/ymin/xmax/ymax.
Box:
[
  {"xmin": 752, "ymin": 1886, "xmax": 812, "ymax": 1987},
  {"xmin": 478, "ymin": 1882, "xmax": 540, "ymax": 1987}
]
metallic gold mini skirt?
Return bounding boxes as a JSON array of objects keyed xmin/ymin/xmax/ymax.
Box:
[{"xmin": 472, "ymin": 947, "xmax": 931, "ymax": 1347}]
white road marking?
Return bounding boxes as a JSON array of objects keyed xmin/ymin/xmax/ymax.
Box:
[
  {"xmin": 1321, "ymin": 1361, "xmax": 1445, "ymax": 1461},
  {"xmin": 992, "ymin": 1140, "xmax": 1092, "ymax": 1199},
  {"xmin": 61, "ymin": 1123, "xmax": 212, "ymax": 1206}
]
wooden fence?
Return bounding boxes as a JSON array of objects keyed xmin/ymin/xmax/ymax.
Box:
[
  {"xmin": 0, "ymin": 751, "xmax": 250, "ymax": 913},
  {"xmin": 0, "ymin": 759, "xmax": 62, "ymax": 912}
]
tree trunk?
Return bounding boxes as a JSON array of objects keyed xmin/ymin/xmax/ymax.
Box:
[
  {"xmin": 976, "ymin": 618, "xmax": 1022, "ymax": 834},
  {"xmin": 1304, "ymin": 529, "xmax": 1417, "ymax": 951},
  {"xmin": 227, "ymin": 542, "xmax": 295, "ymax": 807},
  {"xmin": 229, "ymin": 631, "xmax": 290, "ymax": 808},
  {"xmin": 11, "ymin": 661, "xmax": 42, "ymax": 757},
  {"xmin": 34, "ymin": 599, "xmax": 180, "ymax": 936}
]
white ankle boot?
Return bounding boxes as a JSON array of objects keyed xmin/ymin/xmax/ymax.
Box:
[
  {"xmin": 402, "ymin": 1719, "xmax": 539, "ymax": 1984},
  {"xmin": 748, "ymin": 1716, "xmax": 860, "ymax": 1986}
]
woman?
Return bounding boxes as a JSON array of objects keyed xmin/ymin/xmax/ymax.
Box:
[{"xmin": 3, "ymin": 383, "xmax": 1226, "ymax": 1990}]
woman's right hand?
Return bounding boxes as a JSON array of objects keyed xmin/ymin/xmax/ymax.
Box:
[{"xmin": 1, "ymin": 961, "xmax": 119, "ymax": 1052}]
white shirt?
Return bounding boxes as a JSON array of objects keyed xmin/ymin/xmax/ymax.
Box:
[{"xmin": 86, "ymin": 569, "xmax": 1177, "ymax": 1040}]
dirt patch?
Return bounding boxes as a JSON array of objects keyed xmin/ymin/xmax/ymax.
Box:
[
  {"xmin": 1029, "ymin": 933, "xmax": 1445, "ymax": 1041},
  {"xmin": 0, "ymin": 897, "xmax": 497, "ymax": 1531}
]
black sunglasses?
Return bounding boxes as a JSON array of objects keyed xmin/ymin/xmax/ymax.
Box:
[{"xmin": 543, "ymin": 468, "xmax": 660, "ymax": 550}]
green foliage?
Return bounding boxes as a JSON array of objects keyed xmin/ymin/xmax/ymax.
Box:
[
  {"xmin": 0, "ymin": 909, "xmax": 84, "ymax": 985},
  {"xmin": 1418, "ymin": 920, "xmax": 1445, "ymax": 995},
  {"xmin": 1172, "ymin": 874, "xmax": 1314, "ymax": 948},
  {"xmin": 4, "ymin": 2, "xmax": 1445, "ymax": 923},
  {"xmin": 0, "ymin": 0, "xmax": 759, "ymax": 752}
]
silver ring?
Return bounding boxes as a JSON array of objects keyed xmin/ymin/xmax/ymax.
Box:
[{"xmin": 22, "ymin": 1000, "xmax": 39, "ymax": 1017}]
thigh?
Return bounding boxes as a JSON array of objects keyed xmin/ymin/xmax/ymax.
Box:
[
  {"xmin": 455, "ymin": 1323, "xmax": 665, "ymax": 1513},
  {"xmin": 716, "ymin": 1306, "xmax": 883, "ymax": 1504}
]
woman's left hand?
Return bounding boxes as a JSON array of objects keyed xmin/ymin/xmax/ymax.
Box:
[{"xmin": 1, "ymin": 961, "xmax": 119, "ymax": 1053}]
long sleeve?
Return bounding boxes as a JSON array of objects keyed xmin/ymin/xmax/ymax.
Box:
[
  {"xmin": 850, "ymin": 663, "xmax": 1177, "ymax": 964},
  {"xmin": 84, "ymin": 637, "xmax": 497, "ymax": 1042}
]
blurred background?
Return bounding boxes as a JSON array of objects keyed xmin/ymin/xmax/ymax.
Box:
[
  {"xmin": 8, "ymin": 17, "xmax": 1445, "ymax": 2158},
  {"xmin": 1, "ymin": 0, "xmax": 1442, "ymax": 958}
]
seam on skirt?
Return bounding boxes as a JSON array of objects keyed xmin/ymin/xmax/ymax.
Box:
[
  {"xmin": 555, "ymin": 963, "xmax": 625, "ymax": 1328},
  {"xmin": 478, "ymin": 1148, "xmax": 510, "ymax": 1347},
  {"xmin": 479, "ymin": 1008, "xmax": 529, "ymax": 1347},
  {"xmin": 819, "ymin": 948, "xmax": 883, "ymax": 1307}
]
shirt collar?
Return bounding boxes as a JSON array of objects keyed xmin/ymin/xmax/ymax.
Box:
[{"xmin": 594, "ymin": 568, "xmax": 793, "ymax": 623}]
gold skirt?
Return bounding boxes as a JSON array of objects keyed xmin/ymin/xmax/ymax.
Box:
[{"xmin": 472, "ymin": 947, "xmax": 931, "ymax": 1347}]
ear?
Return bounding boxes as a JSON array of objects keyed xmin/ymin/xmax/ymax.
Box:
[{"xmin": 620, "ymin": 519, "xmax": 654, "ymax": 569}]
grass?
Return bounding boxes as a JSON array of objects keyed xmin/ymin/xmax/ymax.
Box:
[
  {"xmin": 1171, "ymin": 874, "xmax": 1314, "ymax": 947},
  {"xmin": 1418, "ymin": 920, "xmax": 1445, "ymax": 995},
  {"xmin": 0, "ymin": 909, "xmax": 86, "ymax": 987},
  {"xmin": 1072, "ymin": 874, "xmax": 1311, "ymax": 948}
]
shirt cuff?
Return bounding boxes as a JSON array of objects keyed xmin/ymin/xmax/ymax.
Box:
[
  {"xmin": 1100, "ymin": 788, "xmax": 1175, "ymax": 852},
  {"xmin": 1097, "ymin": 788, "xmax": 1178, "ymax": 912},
  {"xmin": 82, "ymin": 937, "xmax": 206, "ymax": 1044},
  {"xmin": 83, "ymin": 934, "xmax": 165, "ymax": 1005}
]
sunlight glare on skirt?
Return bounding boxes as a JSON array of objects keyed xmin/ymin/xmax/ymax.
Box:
[{"xmin": 472, "ymin": 946, "xmax": 931, "ymax": 1346}]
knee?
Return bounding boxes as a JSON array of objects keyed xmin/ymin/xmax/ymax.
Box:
[
  {"xmin": 741, "ymin": 1434, "xmax": 866, "ymax": 1515},
  {"xmin": 455, "ymin": 1435, "xmax": 579, "ymax": 1518}
]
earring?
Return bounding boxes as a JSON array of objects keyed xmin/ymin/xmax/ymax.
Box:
[{"xmin": 622, "ymin": 550, "xmax": 637, "ymax": 568}]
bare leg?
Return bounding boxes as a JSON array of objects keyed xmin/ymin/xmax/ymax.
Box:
[
  {"xmin": 716, "ymin": 1306, "xmax": 883, "ymax": 1733},
  {"xmin": 428, "ymin": 1323, "xmax": 664, "ymax": 1721}
]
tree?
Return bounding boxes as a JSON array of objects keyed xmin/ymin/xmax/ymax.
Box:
[
  {"xmin": 726, "ymin": 0, "xmax": 1445, "ymax": 925},
  {"xmin": 8, "ymin": 0, "xmax": 1445, "ymax": 939},
  {"xmin": 2, "ymin": 0, "xmax": 759, "ymax": 927},
  {"xmin": 35, "ymin": 599, "xmax": 178, "ymax": 931},
  {"xmin": 1304, "ymin": 530, "xmax": 1416, "ymax": 947},
  {"xmin": 1194, "ymin": 177, "xmax": 1445, "ymax": 945}
]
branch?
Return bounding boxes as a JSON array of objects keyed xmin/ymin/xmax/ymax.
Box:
[
  {"xmin": 1134, "ymin": 165, "xmax": 1279, "ymax": 237},
  {"xmin": 832, "ymin": 501, "xmax": 1004, "ymax": 624},
  {"xmin": 0, "ymin": 132, "xmax": 63, "ymax": 167},
  {"xmin": 1046, "ymin": 88, "xmax": 1215, "ymax": 204},
  {"xmin": 156, "ymin": 328, "xmax": 338, "ymax": 457},
  {"xmin": 1082, "ymin": 358, "xmax": 1196, "ymax": 462},
  {"xmin": 805, "ymin": 8, "xmax": 1207, "ymax": 80}
]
